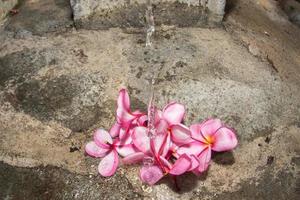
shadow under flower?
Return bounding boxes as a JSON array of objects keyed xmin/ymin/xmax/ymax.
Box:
[
  {"xmin": 158, "ymin": 171, "xmax": 208, "ymax": 193},
  {"xmin": 157, "ymin": 151, "xmax": 235, "ymax": 193},
  {"xmin": 212, "ymin": 151, "xmax": 236, "ymax": 166}
]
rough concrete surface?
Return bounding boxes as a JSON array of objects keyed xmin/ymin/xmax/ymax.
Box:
[{"xmin": 0, "ymin": 0, "xmax": 299, "ymax": 199}]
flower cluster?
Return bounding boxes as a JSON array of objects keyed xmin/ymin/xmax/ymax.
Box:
[{"xmin": 85, "ymin": 89, "xmax": 238, "ymax": 185}]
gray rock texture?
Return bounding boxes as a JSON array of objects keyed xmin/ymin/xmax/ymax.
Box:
[
  {"xmin": 5, "ymin": 0, "xmax": 74, "ymax": 35},
  {"xmin": 0, "ymin": 0, "xmax": 18, "ymax": 22},
  {"xmin": 70, "ymin": 0, "xmax": 226, "ymax": 29},
  {"xmin": 0, "ymin": 0, "xmax": 299, "ymax": 199}
]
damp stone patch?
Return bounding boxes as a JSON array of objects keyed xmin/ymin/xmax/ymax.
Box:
[{"xmin": 70, "ymin": 0, "xmax": 226, "ymax": 29}]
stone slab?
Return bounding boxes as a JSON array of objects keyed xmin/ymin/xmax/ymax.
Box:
[
  {"xmin": 0, "ymin": 0, "xmax": 18, "ymax": 22},
  {"xmin": 70, "ymin": 0, "xmax": 226, "ymax": 29},
  {"xmin": 5, "ymin": 0, "xmax": 74, "ymax": 35}
]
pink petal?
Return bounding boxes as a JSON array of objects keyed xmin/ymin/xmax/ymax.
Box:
[
  {"xmin": 122, "ymin": 152, "xmax": 145, "ymax": 164},
  {"xmin": 116, "ymin": 110, "xmax": 136, "ymax": 125},
  {"xmin": 190, "ymin": 124, "xmax": 206, "ymax": 143},
  {"xmin": 159, "ymin": 156, "xmax": 172, "ymax": 170},
  {"xmin": 118, "ymin": 89, "xmax": 130, "ymax": 111},
  {"xmin": 85, "ymin": 141, "xmax": 109, "ymax": 157},
  {"xmin": 94, "ymin": 129, "xmax": 113, "ymax": 149},
  {"xmin": 169, "ymin": 154, "xmax": 191, "ymax": 175},
  {"xmin": 140, "ymin": 165, "xmax": 164, "ymax": 185},
  {"xmin": 197, "ymin": 146, "xmax": 211, "ymax": 172},
  {"xmin": 118, "ymin": 128, "xmax": 132, "ymax": 145},
  {"xmin": 137, "ymin": 114, "xmax": 148, "ymax": 126},
  {"xmin": 188, "ymin": 155, "xmax": 200, "ymax": 171},
  {"xmin": 170, "ymin": 124, "xmax": 193, "ymax": 145},
  {"xmin": 176, "ymin": 141, "xmax": 207, "ymax": 156},
  {"xmin": 98, "ymin": 150, "xmax": 119, "ymax": 177},
  {"xmin": 156, "ymin": 119, "xmax": 168, "ymax": 134},
  {"xmin": 116, "ymin": 89, "xmax": 136, "ymax": 124},
  {"xmin": 116, "ymin": 144, "xmax": 137, "ymax": 157},
  {"xmin": 109, "ymin": 123, "xmax": 121, "ymax": 138},
  {"xmin": 212, "ymin": 126, "xmax": 238, "ymax": 152},
  {"xmin": 200, "ymin": 119, "xmax": 222, "ymax": 139},
  {"xmin": 155, "ymin": 109, "xmax": 163, "ymax": 124},
  {"xmin": 153, "ymin": 132, "xmax": 171, "ymax": 157},
  {"xmin": 162, "ymin": 102, "xmax": 185, "ymax": 125},
  {"xmin": 132, "ymin": 126, "xmax": 150, "ymax": 153}
]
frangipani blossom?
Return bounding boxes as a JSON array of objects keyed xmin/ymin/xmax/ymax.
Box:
[
  {"xmin": 85, "ymin": 129, "xmax": 137, "ymax": 177},
  {"xmin": 171, "ymin": 118, "xmax": 238, "ymax": 174},
  {"xmin": 116, "ymin": 89, "xmax": 146, "ymax": 128},
  {"xmin": 115, "ymin": 89, "xmax": 148, "ymax": 144},
  {"xmin": 139, "ymin": 153, "xmax": 193, "ymax": 185},
  {"xmin": 190, "ymin": 119, "xmax": 238, "ymax": 152},
  {"xmin": 85, "ymin": 89, "xmax": 238, "ymax": 186}
]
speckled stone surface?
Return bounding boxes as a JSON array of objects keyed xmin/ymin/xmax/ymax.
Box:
[
  {"xmin": 70, "ymin": 0, "xmax": 226, "ymax": 29},
  {"xmin": 0, "ymin": 0, "xmax": 299, "ymax": 199}
]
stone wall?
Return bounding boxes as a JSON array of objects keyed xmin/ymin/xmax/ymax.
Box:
[
  {"xmin": 70, "ymin": 0, "xmax": 226, "ymax": 29},
  {"xmin": 0, "ymin": 0, "xmax": 18, "ymax": 22}
]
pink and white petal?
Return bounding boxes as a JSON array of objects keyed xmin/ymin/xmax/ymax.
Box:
[
  {"xmin": 116, "ymin": 109, "xmax": 136, "ymax": 125},
  {"xmin": 140, "ymin": 165, "xmax": 164, "ymax": 185},
  {"xmin": 156, "ymin": 119, "xmax": 168, "ymax": 134},
  {"xmin": 153, "ymin": 133, "xmax": 171, "ymax": 157},
  {"xmin": 137, "ymin": 114, "xmax": 148, "ymax": 126},
  {"xmin": 118, "ymin": 128, "xmax": 133, "ymax": 145},
  {"xmin": 159, "ymin": 156, "xmax": 172, "ymax": 170},
  {"xmin": 109, "ymin": 123, "xmax": 121, "ymax": 138},
  {"xmin": 122, "ymin": 152, "xmax": 145, "ymax": 164},
  {"xmin": 161, "ymin": 133, "xmax": 171, "ymax": 157},
  {"xmin": 188, "ymin": 155, "xmax": 200, "ymax": 171},
  {"xmin": 163, "ymin": 102, "xmax": 185, "ymax": 125},
  {"xmin": 85, "ymin": 141, "xmax": 109, "ymax": 157},
  {"xmin": 170, "ymin": 124, "xmax": 193, "ymax": 145},
  {"xmin": 98, "ymin": 150, "xmax": 119, "ymax": 177},
  {"xmin": 176, "ymin": 141, "xmax": 207, "ymax": 156},
  {"xmin": 155, "ymin": 109, "xmax": 163, "ymax": 124},
  {"xmin": 200, "ymin": 119, "xmax": 222, "ymax": 139},
  {"xmin": 116, "ymin": 144, "xmax": 138, "ymax": 157},
  {"xmin": 116, "ymin": 90, "xmax": 137, "ymax": 124},
  {"xmin": 212, "ymin": 127, "xmax": 238, "ymax": 152},
  {"xmin": 117, "ymin": 89, "xmax": 130, "ymax": 111},
  {"xmin": 94, "ymin": 129, "xmax": 113, "ymax": 149},
  {"xmin": 169, "ymin": 154, "xmax": 191, "ymax": 175},
  {"xmin": 132, "ymin": 126, "xmax": 150, "ymax": 153},
  {"xmin": 190, "ymin": 124, "xmax": 206, "ymax": 143},
  {"xmin": 197, "ymin": 146, "xmax": 211, "ymax": 172}
]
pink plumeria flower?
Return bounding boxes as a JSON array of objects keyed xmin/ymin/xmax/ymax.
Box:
[
  {"xmin": 115, "ymin": 89, "xmax": 148, "ymax": 142},
  {"xmin": 171, "ymin": 119, "xmax": 238, "ymax": 174},
  {"xmin": 85, "ymin": 87, "xmax": 239, "ymax": 185},
  {"xmin": 128, "ymin": 125, "xmax": 194, "ymax": 185},
  {"xmin": 116, "ymin": 89, "xmax": 147, "ymax": 128},
  {"xmin": 121, "ymin": 99, "xmax": 185, "ymax": 162},
  {"xmin": 85, "ymin": 129, "xmax": 138, "ymax": 177},
  {"xmin": 139, "ymin": 152, "xmax": 194, "ymax": 185},
  {"xmin": 154, "ymin": 101, "xmax": 186, "ymax": 133}
]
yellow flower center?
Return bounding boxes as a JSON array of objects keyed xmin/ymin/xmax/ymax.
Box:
[{"xmin": 205, "ymin": 135, "xmax": 215, "ymax": 145}]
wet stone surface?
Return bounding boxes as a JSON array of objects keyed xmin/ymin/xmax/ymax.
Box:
[
  {"xmin": 0, "ymin": 162, "xmax": 142, "ymax": 200},
  {"xmin": 0, "ymin": 48, "xmax": 47, "ymax": 86},
  {"xmin": 14, "ymin": 73, "xmax": 108, "ymax": 132},
  {"xmin": 212, "ymin": 169, "xmax": 300, "ymax": 200},
  {"xmin": 5, "ymin": 0, "xmax": 73, "ymax": 35},
  {"xmin": 71, "ymin": 0, "xmax": 225, "ymax": 29}
]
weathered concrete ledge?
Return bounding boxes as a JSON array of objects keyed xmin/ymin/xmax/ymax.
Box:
[
  {"xmin": 70, "ymin": 0, "xmax": 226, "ymax": 29},
  {"xmin": 0, "ymin": 0, "xmax": 18, "ymax": 22}
]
